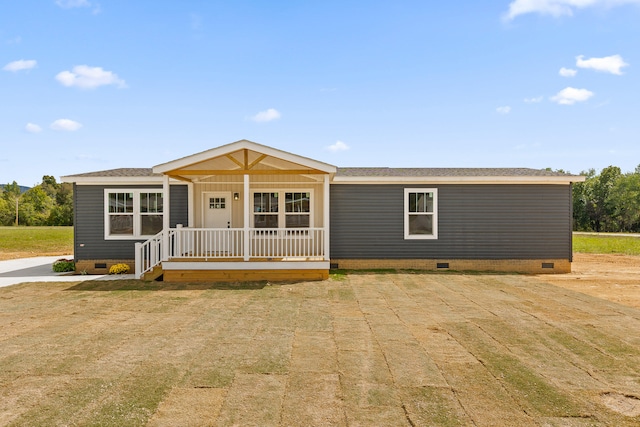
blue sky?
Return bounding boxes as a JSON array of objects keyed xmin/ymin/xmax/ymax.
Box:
[{"xmin": 2, "ymin": 0, "xmax": 639, "ymax": 186}]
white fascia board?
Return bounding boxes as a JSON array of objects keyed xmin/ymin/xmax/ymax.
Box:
[
  {"xmin": 331, "ymin": 176, "xmax": 585, "ymax": 185},
  {"xmin": 61, "ymin": 176, "xmax": 185, "ymax": 185},
  {"xmin": 153, "ymin": 139, "xmax": 337, "ymax": 174}
]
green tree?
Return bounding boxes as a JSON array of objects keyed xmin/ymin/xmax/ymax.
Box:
[
  {"xmin": 1, "ymin": 181, "xmax": 22, "ymax": 226},
  {"xmin": 572, "ymin": 169, "xmax": 595, "ymax": 231},
  {"xmin": 609, "ymin": 172, "xmax": 640, "ymax": 232},
  {"xmin": 0, "ymin": 176, "xmax": 74, "ymax": 226},
  {"xmin": 20, "ymin": 186, "xmax": 54, "ymax": 225},
  {"xmin": 0, "ymin": 196, "xmax": 11, "ymax": 225},
  {"xmin": 588, "ymin": 166, "xmax": 621, "ymax": 232},
  {"xmin": 48, "ymin": 182, "xmax": 74, "ymax": 225}
]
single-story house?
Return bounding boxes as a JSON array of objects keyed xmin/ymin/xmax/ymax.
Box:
[{"xmin": 61, "ymin": 139, "xmax": 585, "ymax": 281}]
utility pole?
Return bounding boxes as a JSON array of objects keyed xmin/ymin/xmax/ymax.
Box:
[{"xmin": 15, "ymin": 196, "xmax": 18, "ymax": 226}]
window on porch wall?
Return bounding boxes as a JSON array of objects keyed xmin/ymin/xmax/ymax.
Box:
[
  {"xmin": 253, "ymin": 192, "xmax": 279, "ymax": 228},
  {"xmin": 285, "ymin": 192, "xmax": 310, "ymax": 228},
  {"xmin": 252, "ymin": 191, "xmax": 312, "ymax": 230}
]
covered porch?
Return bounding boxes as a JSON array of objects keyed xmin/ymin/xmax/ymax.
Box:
[{"xmin": 135, "ymin": 140, "xmax": 336, "ymax": 282}]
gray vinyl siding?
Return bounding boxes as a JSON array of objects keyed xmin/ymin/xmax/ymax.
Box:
[
  {"xmin": 73, "ymin": 184, "xmax": 188, "ymax": 261},
  {"xmin": 330, "ymin": 184, "xmax": 572, "ymax": 260}
]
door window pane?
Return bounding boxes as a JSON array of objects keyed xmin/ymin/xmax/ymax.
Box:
[{"xmin": 209, "ymin": 197, "xmax": 226, "ymax": 209}]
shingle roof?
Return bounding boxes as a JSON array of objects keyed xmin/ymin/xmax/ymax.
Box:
[
  {"xmin": 64, "ymin": 166, "xmax": 577, "ymax": 179},
  {"xmin": 336, "ymin": 167, "xmax": 576, "ymax": 177},
  {"xmin": 68, "ymin": 167, "xmax": 571, "ymax": 178},
  {"xmin": 63, "ymin": 168, "xmax": 159, "ymax": 178}
]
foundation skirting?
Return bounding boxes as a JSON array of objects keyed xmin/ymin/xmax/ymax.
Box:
[{"xmin": 330, "ymin": 259, "xmax": 571, "ymax": 274}]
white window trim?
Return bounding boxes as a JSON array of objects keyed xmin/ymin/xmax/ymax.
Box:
[
  {"xmin": 250, "ymin": 189, "xmax": 314, "ymax": 229},
  {"xmin": 104, "ymin": 189, "xmax": 164, "ymax": 240},
  {"xmin": 404, "ymin": 188, "xmax": 438, "ymax": 240}
]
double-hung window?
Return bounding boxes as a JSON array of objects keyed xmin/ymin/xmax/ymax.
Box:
[
  {"xmin": 253, "ymin": 192, "xmax": 279, "ymax": 228},
  {"xmin": 105, "ymin": 190, "xmax": 164, "ymax": 239},
  {"xmin": 285, "ymin": 192, "xmax": 310, "ymax": 228},
  {"xmin": 404, "ymin": 188, "xmax": 437, "ymax": 239},
  {"xmin": 252, "ymin": 190, "xmax": 312, "ymax": 230}
]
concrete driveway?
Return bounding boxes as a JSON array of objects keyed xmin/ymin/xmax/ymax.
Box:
[{"xmin": 0, "ymin": 256, "xmax": 133, "ymax": 288}]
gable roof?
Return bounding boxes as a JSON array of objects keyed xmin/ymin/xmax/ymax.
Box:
[
  {"xmin": 61, "ymin": 141, "xmax": 585, "ymax": 185},
  {"xmin": 153, "ymin": 139, "xmax": 337, "ymax": 175}
]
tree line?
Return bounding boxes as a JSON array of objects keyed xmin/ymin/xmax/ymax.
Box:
[
  {"xmin": 573, "ymin": 165, "xmax": 640, "ymax": 233},
  {"xmin": 0, "ymin": 176, "xmax": 73, "ymax": 226},
  {"xmin": 1, "ymin": 167, "xmax": 639, "ymax": 232}
]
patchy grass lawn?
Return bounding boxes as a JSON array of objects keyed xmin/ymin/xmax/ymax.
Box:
[
  {"xmin": 1, "ymin": 275, "xmax": 639, "ymax": 426},
  {"xmin": 574, "ymin": 233, "xmax": 640, "ymax": 256},
  {"xmin": 0, "ymin": 226, "xmax": 73, "ymax": 260}
]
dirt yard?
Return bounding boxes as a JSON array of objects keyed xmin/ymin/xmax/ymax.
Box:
[
  {"xmin": 0, "ymin": 257, "xmax": 639, "ymax": 426},
  {"xmin": 542, "ymin": 253, "xmax": 640, "ymax": 309}
]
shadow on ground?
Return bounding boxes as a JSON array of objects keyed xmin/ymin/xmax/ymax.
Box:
[{"xmin": 64, "ymin": 280, "xmax": 269, "ymax": 291}]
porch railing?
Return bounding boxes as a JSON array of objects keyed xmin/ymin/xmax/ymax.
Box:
[
  {"xmin": 135, "ymin": 230, "xmax": 163, "ymax": 278},
  {"xmin": 250, "ymin": 228, "xmax": 325, "ymax": 258},
  {"xmin": 171, "ymin": 227, "xmax": 245, "ymax": 259},
  {"xmin": 135, "ymin": 227, "xmax": 325, "ymax": 278}
]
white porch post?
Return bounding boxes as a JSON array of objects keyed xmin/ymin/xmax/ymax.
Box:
[
  {"xmin": 243, "ymin": 174, "xmax": 250, "ymax": 261},
  {"xmin": 134, "ymin": 242, "xmax": 142, "ymax": 279},
  {"xmin": 324, "ymin": 174, "xmax": 330, "ymax": 261},
  {"xmin": 162, "ymin": 174, "xmax": 170, "ymax": 261},
  {"xmin": 187, "ymin": 182, "xmax": 194, "ymax": 227}
]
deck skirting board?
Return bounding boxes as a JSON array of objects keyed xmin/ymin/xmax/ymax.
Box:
[{"xmin": 163, "ymin": 269, "xmax": 329, "ymax": 282}]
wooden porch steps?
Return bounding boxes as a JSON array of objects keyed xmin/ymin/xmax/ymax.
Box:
[{"xmin": 141, "ymin": 265, "xmax": 164, "ymax": 282}]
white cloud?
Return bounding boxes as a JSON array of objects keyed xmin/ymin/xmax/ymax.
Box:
[
  {"xmin": 496, "ymin": 106, "xmax": 512, "ymax": 114},
  {"xmin": 559, "ymin": 67, "xmax": 577, "ymax": 77},
  {"xmin": 250, "ymin": 108, "xmax": 281, "ymax": 123},
  {"xmin": 50, "ymin": 119, "xmax": 82, "ymax": 131},
  {"xmin": 25, "ymin": 123, "xmax": 42, "ymax": 133},
  {"xmin": 524, "ymin": 96, "xmax": 543, "ymax": 103},
  {"xmin": 576, "ymin": 54, "xmax": 628, "ymax": 75},
  {"xmin": 55, "ymin": 0, "xmax": 90, "ymax": 8},
  {"xmin": 3, "ymin": 59, "xmax": 37, "ymax": 72},
  {"xmin": 550, "ymin": 87, "xmax": 594, "ymax": 105},
  {"xmin": 327, "ymin": 140, "xmax": 350, "ymax": 152},
  {"xmin": 6, "ymin": 36, "xmax": 22, "ymax": 45},
  {"xmin": 503, "ymin": 0, "xmax": 640, "ymax": 21},
  {"xmin": 55, "ymin": 65, "xmax": 126, "ymax": 89}
]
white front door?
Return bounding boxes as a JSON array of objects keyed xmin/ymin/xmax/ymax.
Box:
[
  {"xmin": 203, "ymin": 192, "xmax": 231, "ymax": 229},
  {"xmin": 203, "ymin": 192, "xmax": 232, "ymax": 254}
]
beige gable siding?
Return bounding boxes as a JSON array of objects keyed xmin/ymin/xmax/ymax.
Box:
[{"xmin": 193, "ymin": 175, "xmax": 325, "ymax": 228}]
